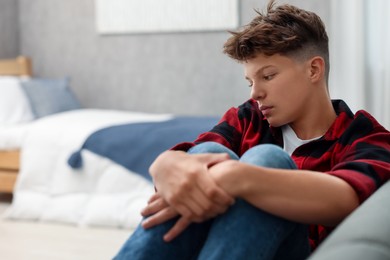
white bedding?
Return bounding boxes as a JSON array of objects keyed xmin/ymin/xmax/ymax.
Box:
[
  {"xmin": 3, "ymin": 109, "xmax": 172, "ymax": 229},
  {"xmin": 0, "ymin": 123, "xmax": 31, "ymax": 150}
]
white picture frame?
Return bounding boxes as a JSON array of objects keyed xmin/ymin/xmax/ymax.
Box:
[{"xmin": 96, "ymin": 0, "xmax": 239, "ymax": 34}]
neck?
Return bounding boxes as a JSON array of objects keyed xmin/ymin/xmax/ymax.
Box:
[{"xmin": 290, "ymin": 92, "xmax": 336, "ymax": 140}]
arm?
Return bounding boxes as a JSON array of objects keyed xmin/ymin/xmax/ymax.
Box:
[
  {"xmin": 141, "ymin": 151, "xmax": 235, "ymax": 242},
  {"xmin": 149, "ymin": 150, "xmax": 234, "ymax": 221},
  {"xmin": 140, "ymin": 193, "xmax": 192, "ymax": 242},
  {"xmin": 209, "ymin": 160, "xmax": 360, "ymax": 226},
  {"xmin": 143, "ymin": 156, "xmax": 359, "ymax": 241},
  {"xmin": 143, "ymin": 101, "xmax": 261, "ymax": 239}
]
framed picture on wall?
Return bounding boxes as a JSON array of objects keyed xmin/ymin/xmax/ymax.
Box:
[{"xmin": 96, "ymin": 0, "xmax": 239, "ymax": 34}]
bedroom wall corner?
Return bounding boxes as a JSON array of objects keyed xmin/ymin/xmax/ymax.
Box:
[{"xmin": 0, "ymin": 0, "xmax": 19, "ymax": 59}]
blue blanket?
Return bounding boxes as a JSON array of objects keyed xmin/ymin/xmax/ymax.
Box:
[{"xmin": 68, "ymin": 116, "xmax": 218, "ymax": 181}]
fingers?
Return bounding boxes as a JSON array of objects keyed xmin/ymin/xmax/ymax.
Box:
[
  {"xmin": 142, "ymin": 194, "xmax": 197, "ymax": 221},
  {"xmin": 180, "ymin": 188, "xmax": 209, "ymax": 217},
  {"xmin": 197, "ymin": 170, "xmax": 235, "ymax": 206},
  {"xmin": 141, "ymin": 196, "xmax": 168, "ymax": 217},
  {"xmin": 143, "ymin": 192, "xmax": 207, "ymax": 220},
  {"xmin": 167, "ymin": 172, "xmax": 231, "ymax": 220},
  {"xmin": 194, "ymin": 154, "xmax": 235, "ymax": 205},
  {"xmin": 195, "ymin": 153, "xmax": 231, "ymax": 167},
  {"xmin": 186, "ymin": 185, "xmax": 217, "ymax": 219},
  {"xmin": 142, "ymin": 206, "xmax": 179, "ymax": 229},
  {"xmin": 190, "ymin": 173, "xmax": 235, "ymax": 218},
  {"xmin": 147, "ymin": 192, "xmax": 160, "ymax": 204},
  {"xmin": 163, "ymin": 216, "xmax": 191, "ymax": 242},
  {"xmin": 150, "ymin": 151, "xmax": 235, "ymax": 223}
]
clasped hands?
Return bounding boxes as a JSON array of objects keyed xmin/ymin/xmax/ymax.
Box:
[{"xmin": 141, "ymin": 151, "xmax": 237, "ymax": 242}]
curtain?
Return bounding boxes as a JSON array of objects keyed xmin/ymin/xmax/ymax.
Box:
[
  {"xmin": 365, "ymin": 0, "xmax": 390, "ymax": 129},
  {"xmin": 329, "ymin": 0, "xmax": 390, "ymax": 129}
]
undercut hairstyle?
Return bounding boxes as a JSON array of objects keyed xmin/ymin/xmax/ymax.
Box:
[{"xmin": 223, "ymin": 0, "xmax": 330, "ymax": 82}]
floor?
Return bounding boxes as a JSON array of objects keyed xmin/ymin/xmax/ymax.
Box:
[{"xmin": 0, "ymin": 194, "xmax": 133, "ymax": 260}]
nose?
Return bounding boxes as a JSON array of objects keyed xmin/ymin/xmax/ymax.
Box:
[{"xmin": 250, "ymin": 83, "xmax": 265, "ymax": 101}]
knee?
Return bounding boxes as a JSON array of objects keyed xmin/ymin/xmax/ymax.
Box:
[
  {"xmin": 220, "ymin": 198, "xmax": 291, "ymax": 227},
  {"xmin": 240, "ymin": 144, "xmax": 296, "ymax": 169},
  {"xmin": 188, "ymin": 142, "xmax": 239, "ymax": 160}
]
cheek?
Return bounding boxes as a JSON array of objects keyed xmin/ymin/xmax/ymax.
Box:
[
  {"xmin": 273, "ymin": 79, "xmax": 298, "ymax": 101},
  {"xmin": 279, "ymin": 88, "xmax": 306, "ymax": 111},
  {"xmin": 277, "ymin": 76, "xmax": 308, "ymax": 101},
  {"xmin": 274, "ymin": 81, "xmax": 306, "ymax": 115}
]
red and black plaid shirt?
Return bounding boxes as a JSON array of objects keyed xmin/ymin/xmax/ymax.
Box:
[{"xmin": 173, "ymin": 99, "xmax": 390, "ymax": 249}]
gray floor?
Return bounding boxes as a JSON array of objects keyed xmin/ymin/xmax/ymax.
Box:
[{"xmin": 0, "ymin": 195, "xmax": 133, "ymax": 260}]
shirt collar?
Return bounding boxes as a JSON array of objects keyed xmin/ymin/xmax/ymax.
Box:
[
  {"xmin": 322, "ymin": 100, "xmax": 354, "ymax": 141},
  {"xmin": 269, "ymin": 99, "xmax": 354, "ymax": 142}
]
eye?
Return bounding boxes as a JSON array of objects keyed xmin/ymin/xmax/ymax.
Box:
[
  {"xmin": 247, "ymin": 81, "xmax": 253, "ymax": 88},
  {"xmin": 263, "ymin": 73, "xmax": 276, "ymax": 81}
]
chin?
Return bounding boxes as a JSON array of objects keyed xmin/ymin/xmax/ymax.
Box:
[
  {"xmin": 266, "ymin": 119, "xmax": 279, "ymax": 127},
  {"xmin": 266, "ymin": 118, "xmax": 286, "ymax": 128}
]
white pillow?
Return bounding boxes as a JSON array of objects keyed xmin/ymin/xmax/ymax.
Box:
[{"xmin": 0, "ymin": 76, "xmax": 35, "ymax": 125}]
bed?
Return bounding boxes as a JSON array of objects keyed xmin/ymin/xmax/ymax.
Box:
[
  {"xmin": 0, "ymin": 56, "xmax": 31, "ymax": 193},
  {"xmin": 0, "ymin": 57, "xmax": 219, "ymax": 230}
]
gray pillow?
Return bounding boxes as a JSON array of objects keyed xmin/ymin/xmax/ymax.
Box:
[{"xmin": 21, "ymin": 78, "xmax": 81, "ymax": 118}]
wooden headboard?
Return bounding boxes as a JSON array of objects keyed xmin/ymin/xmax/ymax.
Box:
[
  {"xmin": 0, "ymin": 56, "xmax": 32, "ymax": 194},
  {"xmin": 0, "ymin": 56, "xmax": 32, "ymax": 77}
]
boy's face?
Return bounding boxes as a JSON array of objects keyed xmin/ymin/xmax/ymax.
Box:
[{"xmin": 244, "ymin": 53, "xmax": 313, "ymax": 127}]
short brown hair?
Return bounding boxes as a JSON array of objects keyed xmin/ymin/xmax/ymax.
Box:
[{"xmin": 224, "ymin": 0, "xmax": 330, "ymax": 81}]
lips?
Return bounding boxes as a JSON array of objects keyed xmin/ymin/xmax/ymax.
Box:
[{"xmin": 259, "ymin": 105, "xmax": 273, "ymax": 116}]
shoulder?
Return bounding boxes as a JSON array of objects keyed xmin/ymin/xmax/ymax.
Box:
[
  {"xmin": 331, "ymin": 100, "xmax": 389, "ymax": 142},
  {"xmin": 227, "ymin": 99, "xmax": 264, "ymax": 122},
  {"xmin": 341, "ymin": 109, "xmax": 389, "ymax": 143},
  {"xmin": 353, "ymin": 110, "xmax": 388, "ymax": 133},
  {"xmin": 336, "ymin": 109, "xmax": 390, "ymax": 160}
]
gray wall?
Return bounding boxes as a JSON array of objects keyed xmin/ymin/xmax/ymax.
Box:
[
  {"xmin": 16, "ymin": 0, "xmax": 330, "ymax": 116},
  {"xmin": 0, "ymin": 0, "xmax": 19, "ymax": 58}
]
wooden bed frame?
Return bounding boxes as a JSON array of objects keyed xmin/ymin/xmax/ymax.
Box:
[{"xmin": 0, "ymin": 56, "xmax": 32, "ymax": 193}]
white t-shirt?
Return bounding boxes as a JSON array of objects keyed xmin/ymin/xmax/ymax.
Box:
[{"xmin": 281, "ymin": 125, "xmax": 322, "ymax": 156}]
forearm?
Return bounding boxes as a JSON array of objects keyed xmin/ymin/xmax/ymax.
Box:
[
  {"xmin": 211, "ymin": 161, "xmax": 359, "ymax": 226},
  {"xmin": 149, "ymin": 150, "xmax": 187, "ymax": 185},
  {"xmin": 144, "ymin": 151, "xmax": 236, "ymax": 242},
  {"xmin": 149, "ymin": 150, "xmax": 234, "ymax": 220}
]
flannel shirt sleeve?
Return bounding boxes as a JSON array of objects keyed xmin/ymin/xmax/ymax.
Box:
[
  {"xmin": 327, "ymin": 112, "xmax": 390, "ymax": 203},
  {"xmin": 171, "ymin": 106, "xmax": 244, "ymax": 152}
]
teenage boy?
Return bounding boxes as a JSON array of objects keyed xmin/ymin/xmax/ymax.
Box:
[{"xmin": 114, "ymin": 1, "xmax": 390, "ymax": 259}]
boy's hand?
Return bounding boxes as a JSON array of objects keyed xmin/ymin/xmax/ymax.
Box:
[
  {"xmin": 149, "ymin": 150, "xmax": 234, "ymax": 225},
  {"xmin": 141, "ymin": 193, "xmax": 179, "ymax": 229},
  {"xmin": 140, "ymin": 193, "xmax": 210, "ymax": 242},
  {"xmin": 208, "ymin": 160, "xmax": 242, "ymax": 197},
  {"xmin": 141, "ymin": 193, "xmax": 190, "ymax": 242}
]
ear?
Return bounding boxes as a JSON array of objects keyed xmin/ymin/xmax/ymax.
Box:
[{"xmin": 308, "ymin": 56, "xmax": 325, "ymax": 83}]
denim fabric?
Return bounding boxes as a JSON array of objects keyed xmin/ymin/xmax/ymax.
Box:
[{"xmin": 114, "ymin": 142, "xmax": 310, "ymax": 260}]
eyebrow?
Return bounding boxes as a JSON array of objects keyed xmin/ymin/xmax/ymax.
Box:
[{"xmin": 245, "ymin": 65, "xmax": 274, "ymax": 80}]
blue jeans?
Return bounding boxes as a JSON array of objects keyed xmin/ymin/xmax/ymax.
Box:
[{"xmin": 114, "ymin": 142, "xmax": 311, "ymax": 260}]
